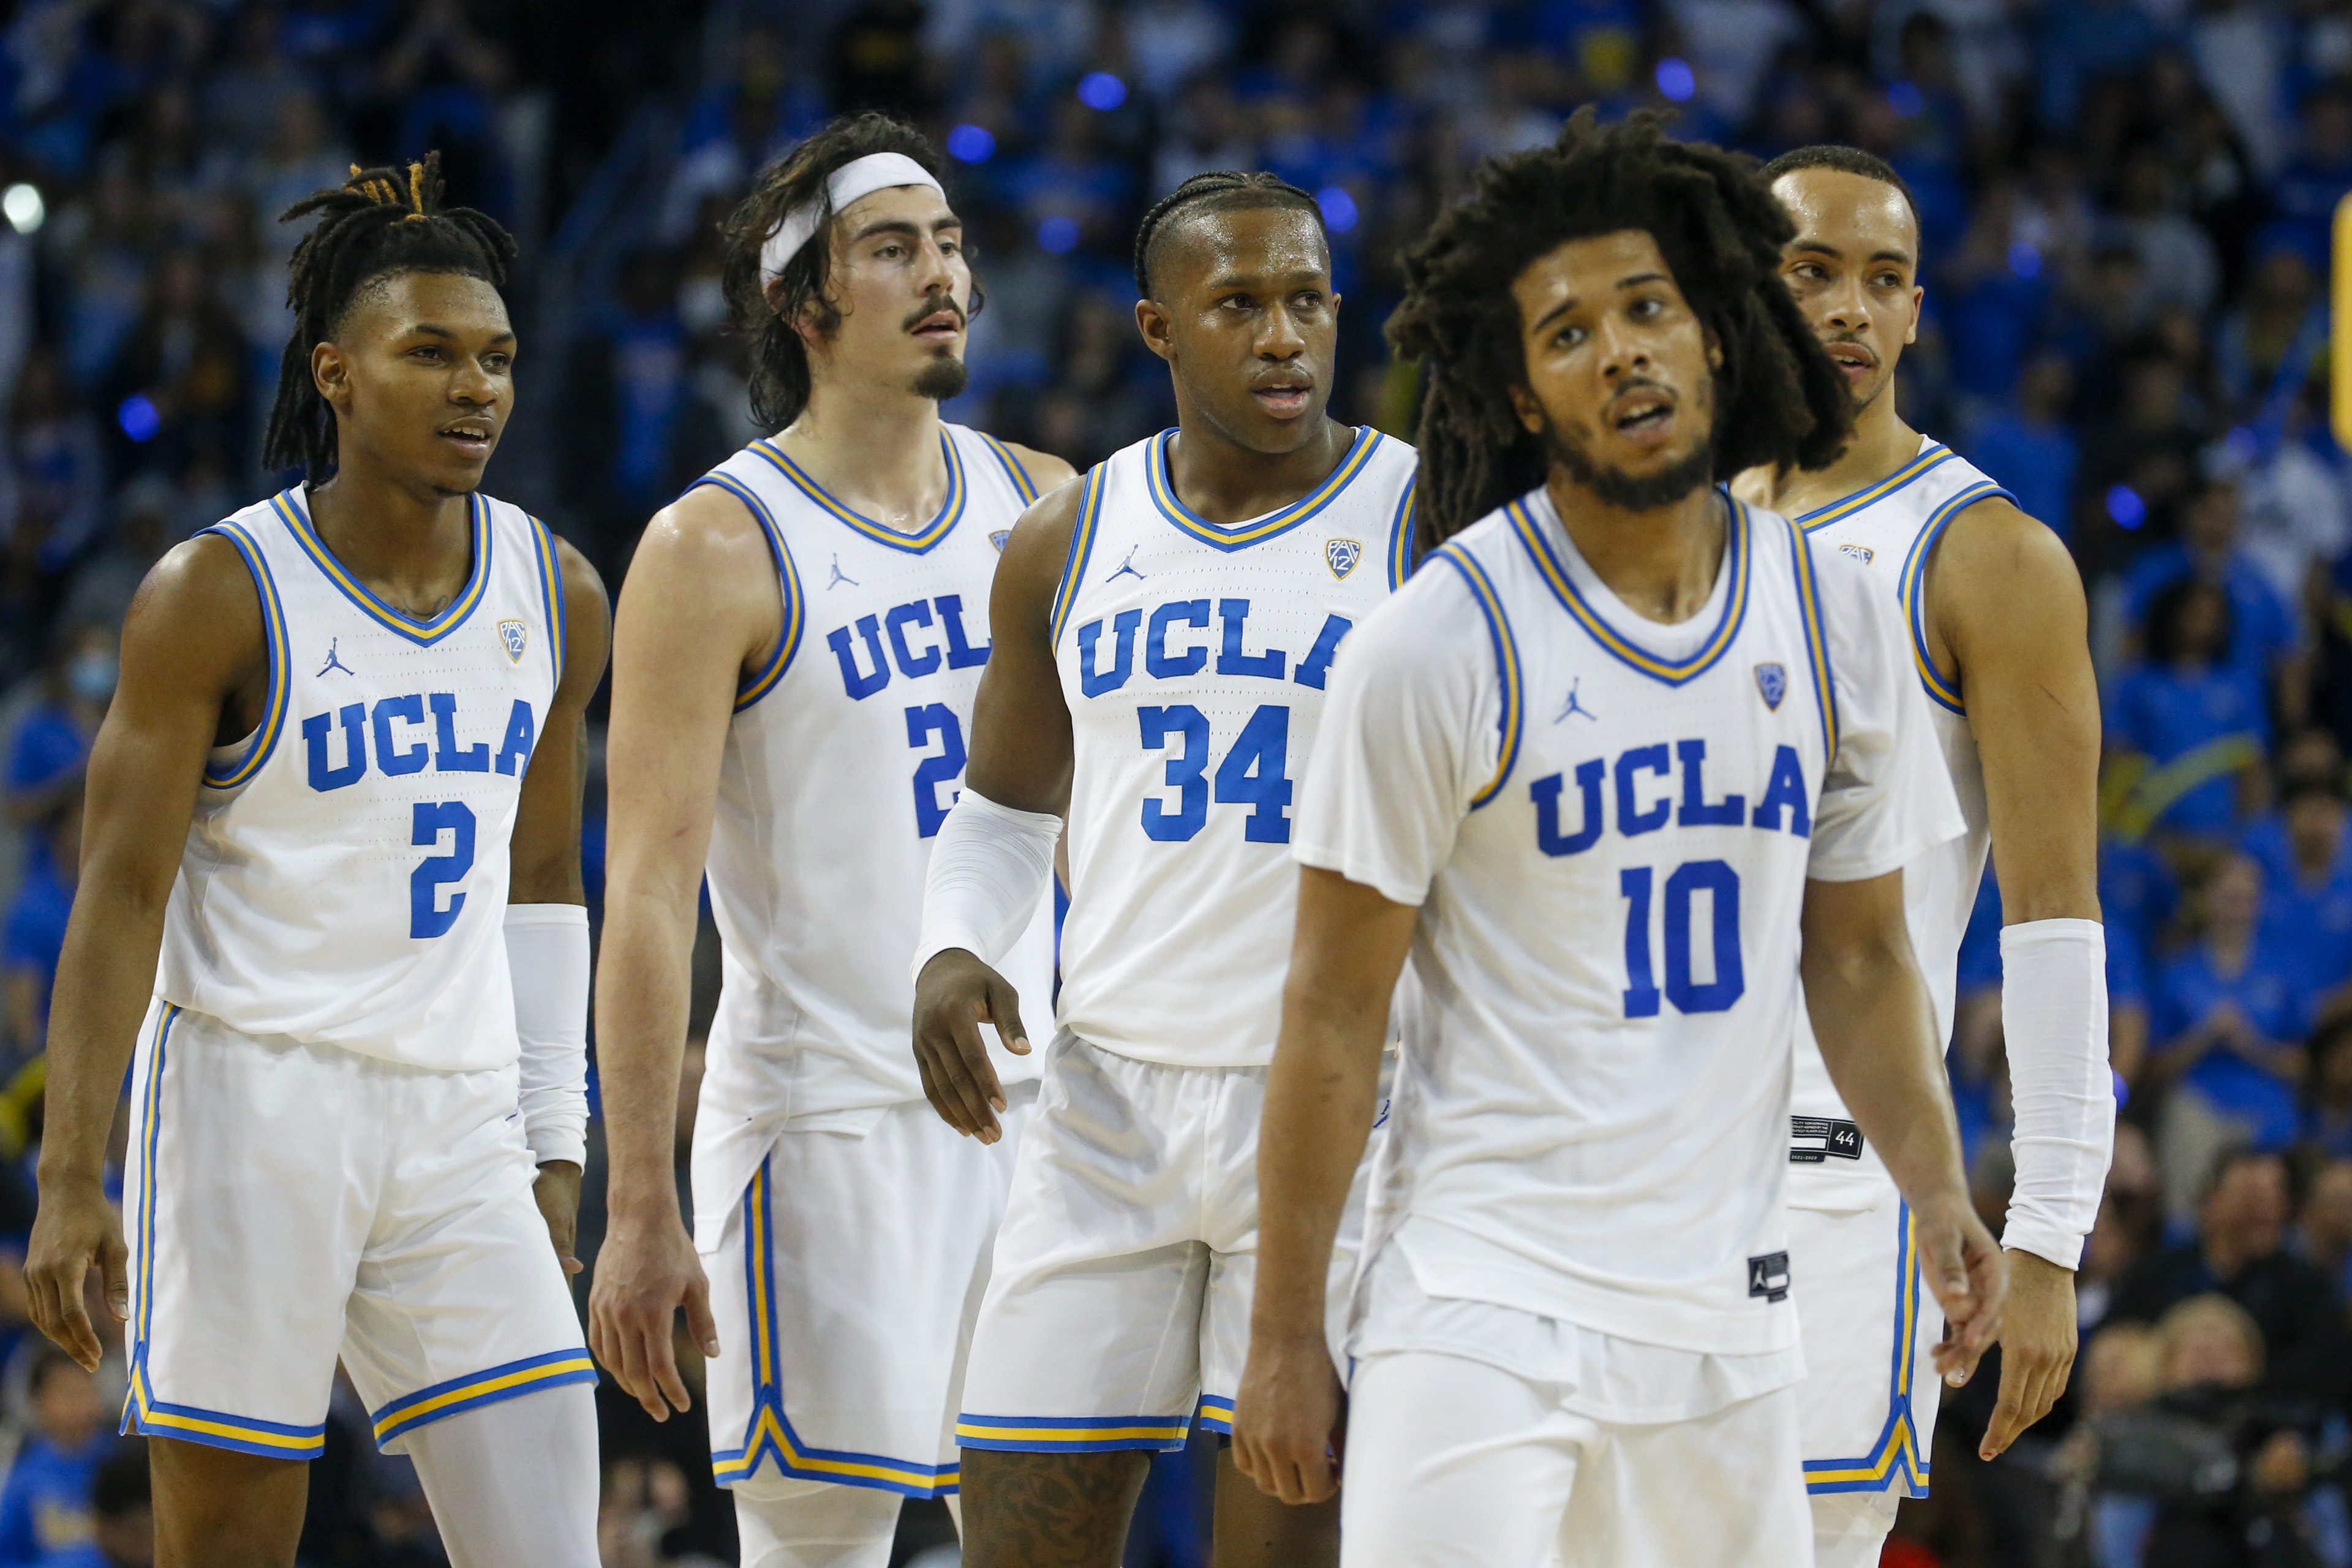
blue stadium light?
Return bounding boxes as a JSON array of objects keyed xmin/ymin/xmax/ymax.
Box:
[
  {"xmin": 2106, "ymin": 484, "xmax": 2146, "ymax": 529},
  {"xmin": 117, "ymin": 394, "xmax": 160, "ymax": 443},
  {"xmin": 1655, "ymin": 58, "xmax": 1696, "ymax": 104},
  {"xmin": 1078, "ymin": 72, "xmax": 1127, "ymax": 111},
  {"xmin": 1316, "ymin": 186, "xmax": 1359, "ymax": 234},
  {"xmin": 946, "ymin": 124, "xmax": 996, "ymax": 164},
  {"xmin": 1888, "ymin": 81, "xmax": 1924, "ymax": 118},
  {"xmin": 2008, "ymin": 241, "xmax": 2041, "ymax": 279},
  {"xmin": 1037, "ymin": 215, "xmax": 1080, "ymax": 254}
]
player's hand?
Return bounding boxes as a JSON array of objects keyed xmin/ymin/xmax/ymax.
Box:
[
  {"xmin": 1914, "ymin": 1193, "xmax": 2007, "ymax": 1387},
  {"xmin": 1232, "ymin": 1328, "xmax": 1345, "ymax": 1505},
  {"xmin": 587, "ymin": 1203, "xmax": 718, "ymax": 1422},
  {"xmin": 911, "ymin": 948, "xmax": 1025, "ymax": 1144},
  {"xmin": 533, "ymin": 1161, "xmax": 584, "ymax": 1277},
  {"xmin": 24, "ymin": 1177, "xmax": 127, "ymax": 1373},
  {"xmin": 1980, "ymin": 1250, "xmax": 2076, "ymax": 1460}
]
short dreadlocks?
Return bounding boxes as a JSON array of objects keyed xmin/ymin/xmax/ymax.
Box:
[
  {"xmin": 262, "ymin": 152, "xmax": 516, "ymax": 483},
  {"xmin": 1388, "ymin": 111, "xmax": 1852, "ymax": 550}
]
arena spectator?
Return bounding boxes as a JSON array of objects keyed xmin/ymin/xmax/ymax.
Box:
[
  {"xmin": 32, "ymin": 1447, "xmax": 149, "ymax": 1568},
  {"xmin": 1965, "ymin": 350, "xmax": 2079, "ymax": 541},
  {"xmin": 0, "ymin": 1349, "xmax": 115, "ymax": 1567},
  {"xmin": 2107, "ymin": 580, "xmax": 2266, "ymax": 846}
]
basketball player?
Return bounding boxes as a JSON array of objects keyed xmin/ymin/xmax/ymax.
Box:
[
  {"xmin": 586, "ymin": 116, "xmax": 1068, "ymax": 1567},
  {"xmin": 1231, "ymin": 116, "xmax": 2007, "ymax": 1567},
  {"xmin": 908, "ymin": 172, "xmax": 1419, "ymax": 1567},
  {"xmin": 23, "ymin": 157, "xmax": 607, "ymax": 1567},
  {"xmin": 1731, "ymin": 146, "xmax": 2110, "ymax": 1567}
]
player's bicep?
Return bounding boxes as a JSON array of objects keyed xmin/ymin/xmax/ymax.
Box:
[
  {"xmin": 1287, "ymin": 866, "xmax": 1419, "ymax": 1020},
  {"xmin": 510, "ymin": 540, "xmax": 611, "ymax": 905},
  {"xmin": 965, "ymin": 483, "xmax": 1081, "ymax": 812}
]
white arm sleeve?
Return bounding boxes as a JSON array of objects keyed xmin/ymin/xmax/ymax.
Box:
[
  {"xmin": 1999, "ymin": 917, "xmax": 2116, "ymax": 1269},
  {"xmin": 911, "ymin": 789, "xmax": 1062, "ymax": 981},
  {"xmin": 507, "ymin": 903, "xmax": 590, "ymax": 1168}
]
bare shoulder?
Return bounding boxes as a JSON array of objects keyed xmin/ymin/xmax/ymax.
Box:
[
  {"xmin": 627, "ymin": 483, "xmax": 778, "ymax": 598},
  {"xmin": 998, "ymin": 441, "xmax": 1080, "ymax": 497},
  {"xmin": 997, "ymin": 472, "xmax": 1088, "ymax": 592},
  {"xmin": 1932, "ymin": 494, "xmax": 2084, "ymax": 610},
  {"xmin": 124, "ymin": 533, "xmax": 264, "ymax": 662}
]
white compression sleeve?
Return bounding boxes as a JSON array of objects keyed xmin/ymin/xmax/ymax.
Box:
[
  {"xmin": 910, "ymin": 788, "xmax": 1061, "ymax": 981},
  {"xmin": 732, "ymin": 1474, "xmax": 903, "ymax": 1568},
  {"xmin": 406, "ymin": 1381, "xmax": 599, "ymax": 1568},
  {"xmin": 1999, "ymin": 918, "xmax": 2116, "ymax": 1269},
  {"xmin": 507, "ymin": 903, "xmax": 591, "ymax": 1168}
]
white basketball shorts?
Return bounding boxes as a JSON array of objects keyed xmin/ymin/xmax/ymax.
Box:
[
  {"xmin": 702, "ymin": 1085, "xmax": 1034, "ymax": 1498},
  {"xmin": 1791, "ymin": 1193, "xmax": 1940, "ymax": 1505},
  {"xmin": 123, "ymin": 999, "xmax": 593, "ymax": 1460},
  {"xmin": 955, "ymin": 1033, "xmax": 1382, "ymax": 1454}
]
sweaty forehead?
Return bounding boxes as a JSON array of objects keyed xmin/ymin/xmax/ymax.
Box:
[
  {"xmin": 1773, "ymin": 168, "xmax": 1918, "ymax": 257},
  {"xmin": 1153, "ymin": 202, "xmax": 1329, "ymax": 296},
  {"xmin": 336, "ymin": 269, "xmax": 510, "ymax": 339}
]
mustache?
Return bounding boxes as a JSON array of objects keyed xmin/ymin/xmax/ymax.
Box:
[{"xmin": 904, "ymin": 300, "xmax": 967, "ymax": 332}]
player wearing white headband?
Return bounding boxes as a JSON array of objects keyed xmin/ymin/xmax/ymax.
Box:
[{"xmin": 589, "ymin": 115, "xmax": 1072, "ymax": 1566}]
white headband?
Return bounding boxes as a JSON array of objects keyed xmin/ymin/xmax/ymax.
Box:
[{"xmin": 759, "ymin": 152, "xmax": 946, "ymax": 282}]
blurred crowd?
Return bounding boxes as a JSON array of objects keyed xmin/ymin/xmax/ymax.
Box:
[{"xmin": 2, "ymin": 0, "xmax": 2352, "ymax": 1564}]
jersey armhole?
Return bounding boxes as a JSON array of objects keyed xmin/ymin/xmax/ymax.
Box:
[
  {"xmin": 198, "ymin": 522, "xmax": 290, "ymax": 790},
  {"xmin": 1388, "ymin": 475, "xmax": 1419, "ymax": 589},
  {"xmin": 1047, "ymin": 464, "xmax": 1109, "ymax": 652},
  {"xmin": 527, "ymin": 516, "xmax": 567, "ymax": 692},
  {"xmin": 978, "ymin": 432, "xmax": 1041, "ymax": 505},
  {"xmin": 1787, "ymin": 519, "xmax": 1840, "ymax": 766},
  {"xmin": 692, "ymin": 475, "xmax": 805, "ymax": 713},
  {"xmin": 1431, "ymin": 544, "xmax": 1523, "ymax": 810},
  {"xmin": 1900, "ymin": 481, "xmax": 2015, "ymax": 716}
]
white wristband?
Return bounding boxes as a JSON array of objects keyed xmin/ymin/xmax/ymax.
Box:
[
  {"xmin": 507, "ymin": 903, "xmax": 591, "ymax": 1168},
  {"xmin": 912, "ymin": 788, "xmax": 1061, "ymax": 982},
  {"xmin": 1999, "ymin": 917, "xmax": 2114, "ymax": 1269}
]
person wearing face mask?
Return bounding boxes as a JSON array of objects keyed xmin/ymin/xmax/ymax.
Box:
[{"xmin": 6, "ymin": 621, "xmax": 118, "ymax": 843}]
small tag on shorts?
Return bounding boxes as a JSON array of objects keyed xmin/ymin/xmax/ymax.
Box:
[
  {"xmin": 1789, "ymin": 1115, "xmax": 1863, "ymax": 1163},
  {"xmin": 1747, "ymin": 1252, "xmax": 1791, "ymax": 1303}
]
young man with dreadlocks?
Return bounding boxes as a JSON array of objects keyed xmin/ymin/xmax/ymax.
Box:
[
  {"xmin": 22, "ymin": 156, "xmax": 609, "ymax": 1567},
  {"xmin": 1728, "ymin": 146, "xmax": 2109, "ymax": 1567},
  {"xmin": 907, "ymin": 171, "xmax": 1417, "ymax": 1566},
  {"xmin": 586, "ymin": 115, "xmax": 1071, "ymax": 1566},
  {"xmin": 1229, "ymin": 115, "xmax": 2007, "ymax": 1567}
]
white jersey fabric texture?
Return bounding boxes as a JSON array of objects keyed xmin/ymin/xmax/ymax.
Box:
[
  {"xmin": 157, "ymin": 486, "xmax": 566, "ymax": 1071},
  {"xmin": 1049, "ymin": 425, "xmax": 1419, "ymax": 1069},
  {"xmin": 684, "ymin": 424, "xmax": 1057, "ymax": 1250},
  {"xmin": 1301, "ymin": 484, "xmax": 1964, "ymax": 1359}
]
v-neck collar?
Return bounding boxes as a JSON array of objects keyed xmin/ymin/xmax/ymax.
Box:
[
  {"xmin": 748, "ymin": 431, "xmax": 966, "ymax": 554},
  {"xmin": 273, "ymin": 488, "xmax": 491, "ymax": 646},
  {"xmin": 1145, "ymin": 426, "xmax": 1382, "ymax": 551},
  {"xmin": 1507, "ymin": 486, "xmax": 1749, "ymax": 687}
]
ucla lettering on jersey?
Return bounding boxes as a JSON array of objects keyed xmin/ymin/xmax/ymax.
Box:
[
  {"xmin": 1786, "ymin": 437, "xmax": 2013, "ymax": 1203},
  {"xmin": 1049, "ymin": 426, "xmax": 1419, "ymax": 1069},
  {"xmin": 157, "ymin": 488, "xmax": 566, "ymax": 1071},
  {"xmin": 686, "ymin": 425, "xmax": 1056, "ymax": 1219}
]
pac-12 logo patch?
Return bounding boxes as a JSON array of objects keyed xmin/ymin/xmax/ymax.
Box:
[
  {"xmin": 1747, "ymin": 1251, "xmax": 1791, "ymax": 1303},
  {"xmin": 1326, "ymin": 538, "xmax": 1362, "ymax": 579},
  {"xmin": 989, "ymin": 530, "xmax": 1011, "ymax": 553},
  {"xmin": 499, "ymin": 619, "xmax": 528, "ymax": 662},
  {"xmin": 1839, "ymin": 542, "xmax": 1874, "ymax": 566},
  {"xmin": 1754, "ymin": 662, "xmax": 1787, "ymax": 710}
]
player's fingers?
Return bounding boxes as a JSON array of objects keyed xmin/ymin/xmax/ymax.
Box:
[
  {"xmin": 922, "ymin": 1013, "xmax": 996, "ymax": 1139},
  {"xmin": 48, "ymin": 1272, "xmax": 101, "ymax": 1373},
  {"xmin": 650, "ymin": 1329, "xmax": 694, "ymax": 1417},
  {"xmin": 913, "ymin": 1050, "xmax": 964, "ymax": 1136},
  {"xmin": 1981, "ymin": 1357, "xmax": 2034, "ymax": 1458},
  {"xmin": 957, "ymin": 1000, "xmax": 1009, "ymax": 1121},
  {"xmin": 609, "ymin": 1312, "xmax": 662, "ymax": 1417},
  {"xmin": 987, "ymin": 977, "xmax": 1031, "ymax": 1060},
  {"xmin": 684, "ymin": 1272, "xmax": 721, "ymax": 1361},
  {"xmin": 99, "ymin": 1230, "xmax": 130, "ymax": 1323},
  {"xmin": 916, "ymin": 1027, "xmax": 982, "ymax": 1137}
]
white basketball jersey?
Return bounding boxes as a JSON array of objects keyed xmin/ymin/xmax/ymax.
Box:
[
  {"xmin": 156, "ymin": 488, "xmax": 565, "ymax": 1071},
  {"xmin": 1785, "ymin": 437, "xmax": 2011, "ymax": 1203},
  {"xmin": 1297, "ymin": 487, "xmax": 1959, "ymax": 1355},
  {"xmin": 1049, "ymin": 426, "xmax": 1419, "ymax": 1068},
  {"xmin": 692, "ymin": 424, "xmax": 1055, "ymax": 1144}
]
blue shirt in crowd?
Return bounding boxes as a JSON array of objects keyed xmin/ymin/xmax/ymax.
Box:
[
  {"xmin": 2122, "ymin": 546, "xmax": 2297, "ymax": 698},
  {"xmin": 2105, "ymin": 663, "xmax": 2265, "ymax": 834},
  {"xmin": 2154, "ymin": 937, "xmax": 2313, "ymax": 1150},
  {"xmin": 0, "ymin": 1431, "xmax": 110, "ymax": 1568},
  {"xmin": 2242, "ymin": 814, "xmax": 2352, "ymax": 1002},
  {"xmin": 1966, "ymin": 410, "xmax": 2078, "ymax": 540}
]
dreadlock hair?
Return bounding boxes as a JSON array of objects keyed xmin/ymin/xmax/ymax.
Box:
[
  {"xmin": 1758, "ymin": 144, "xmax": 1922, "ymax": 238},
  {"xmin": 1388, "ymin": 111, "xmax": 1853, "ymax": 551},
  {"xmin": 262, "ymin": 151, "xmax": 516, "ymax": 483},
  {"xmin": 722, "ymin": 113, "xmax": 973, "ymax": 431},
  {"xmin": 1133, "ymin": 171, "xmax": 1329, "ymax": 299}
]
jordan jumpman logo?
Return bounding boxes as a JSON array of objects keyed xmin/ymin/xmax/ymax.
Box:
[
  {"xmin": 1555, "ymin": 677, "xmax": 1596, "ymax": 723},
  {"xmin": 827, "ymin": 554, "xmax": 858, "ymax": 590},
  {"xmin": 317, "ymin": 638, "xmax": 354, "ymax": 677},
  {"xmin": 1106, "ymin": 545, "xmax": 1145, "ymax": 584}
]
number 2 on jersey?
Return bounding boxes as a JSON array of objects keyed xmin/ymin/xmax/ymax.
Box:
[
  {"xmin": 1137, "ymin": 703, "xmax": 1292, "ymax": 843},
  {"xmin": 410, "ymin": 801, "xmax": 476, "ymax": 938},
  {"xmin": 1619, "ymin": 860, "xmax": 1744, "ymax": 1017}
]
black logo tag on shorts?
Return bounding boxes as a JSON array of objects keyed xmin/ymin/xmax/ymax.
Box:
[
  {"xmin": 1790, "ymin": 1116, "xmax": 1863, "ymax": 1163},
  {"xmin": 1747, "ymin": 1252, "xmax": 1791, "ymax": 1303}
]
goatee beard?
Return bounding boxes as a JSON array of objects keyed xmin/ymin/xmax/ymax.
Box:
[
  {"xmin": 1540, "ymin": 412, "xmax": 1717, "ymax": 512},
  {"xmin": 913, "ymin": 354, "xmax": 969, "ymax": 402}
]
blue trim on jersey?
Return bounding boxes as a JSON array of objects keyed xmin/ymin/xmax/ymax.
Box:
[
  {"xmin": 694, "ymin": 475, "xmax": 807, "ymax": 713},
  {"xmin": 1144, "ymin": 427, "xmax": 1383, "ymax": 551},
  {"xmin": 198, "ymin": 524, "xmax": 289, "ymax": 789},
  {"xmin": 978, "ymin": 432, "xmax": 1040, "ymax": 505},
  {"xmin": 1788, "ymin": 521, "xmax": 1841, "ymax": 763},
  {"xmin": 1387, "ymin": 477, "xmax": 1418, "ymax": 589},
  {"xmin": 371, "ymin": 1349, "xmax": 598, "ymax": 1447},
  {"xmin": 1432, "ymin": 545, "xmax": 1523, "ymax": 810},
  {"xmin": 747, "ymin": 434, "xmax": 965, "ymax": 554},
  {"xmin": 129, "ymin": 1004, "xmax": 176, "ymax": 1368},
  {"xmin": 954, "ymin": 1411, "xmax": 1194, "ymax": 1454},
  {"xmin": 1049, "ymin": 464, "xmax": 1109, "ymax": 651},
  {"xmin": 1508, "ymin": 489, "xmax": 1750, "ymax": 688},
  {"xmin": 529, "ymin": 518, "xmax": 566, "ymax": 690},
  {"xmin": 1803, "ymin": 1202, "xmax": 1931, "ymax": 1496},
  {"xmin": 715, "ymin": 1159, "xmax": 963, "ymax": 1495},
  {"xmin": 1900, "ymin": 481, "xmax": 2013, "ymax": 715},
  {"xmin": 1193, "ymin": 1395, "xmax": 1236, "ymax": 1433},
  {"xmin": 1796, "ymin": 444, "xmax": 1958, "ymax": 532},
  {"xmin": 272, "ymin": 489, "xmax": 494, "ymax": 646}
]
